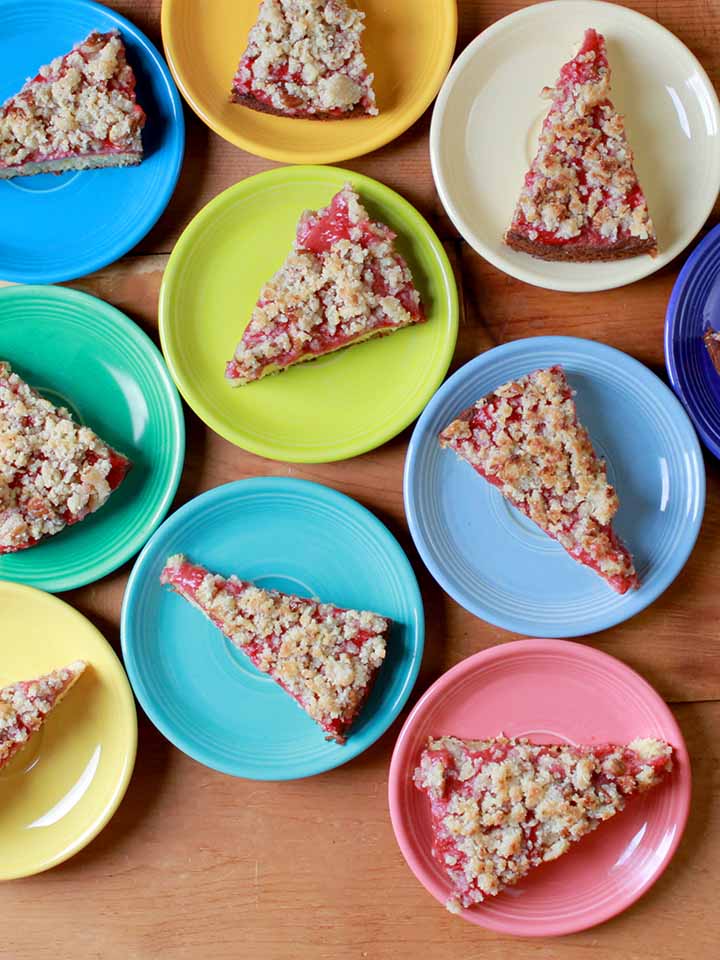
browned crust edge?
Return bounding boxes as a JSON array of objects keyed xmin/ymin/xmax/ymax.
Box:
[
  {"xmin": 504, "ymin": 229, "xmax": 658, "ymax": 263},
  {"xmin": 229, "ymin": 89, "xmax": 371, "ymax": 121},
  {"xmin": 227, "ymin": 320, "xmax": 419, "ymax": 386},
  {"xmin": 438, "ymin": 405, "xmax": 477, "ymax": 447}
]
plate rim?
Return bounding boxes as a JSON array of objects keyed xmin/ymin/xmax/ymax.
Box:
[
  {"xmin": 403, "ymin": 335, "xmax": 706, "ymax": 637},
  {"xmin": 665, "ymin": 222, "xmax": 720, "ymax": 459},
  {"xmin": 0, "ymin": 581, "xmax": 138, "ymax": 881},
  {"xmin": 158, "ymin": 163, "xmax": 459, "ymax": 463},
  {"xmin": 160, "ymin": 0, "xmax": 457, "ymax": 164},
  {"xmin": 120, "ymin": 475, "xmax": 425, "ymax": 780},
  {"xmin": 429, "ymin": 0, "xmax": 720, "ymax": 293},
  {"xmin": 0, "ymin": 283, "xmax": 186, "ymax": 593},
  {"xmin": 0, "ymin": 0, "xmax": 186, "ymax": 285},
  {"xmin": 387, "ymin": 636, "xmax": 692, "ymax": 936}
]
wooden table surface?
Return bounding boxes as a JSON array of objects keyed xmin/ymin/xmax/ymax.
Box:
[{"xmin": 5, "ymin": 1, "xmax": 720, "ymax": 958}]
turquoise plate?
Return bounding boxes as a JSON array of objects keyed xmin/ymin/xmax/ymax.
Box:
[
  {"xmin": 120, "ymin": 478, "xmax": 425, "ymax": 780},
  {"xmin": 0, "ymin": 285, "xmax": 185, "ymax": 592}
]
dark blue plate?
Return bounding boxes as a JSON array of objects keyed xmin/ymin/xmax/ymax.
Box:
[{"xmin": 665, "ymin": 224, "xmax": 720, "ymax": 460}]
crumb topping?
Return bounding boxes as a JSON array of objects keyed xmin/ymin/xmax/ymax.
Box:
[
  {"xmin": 160, "ymin": 554, "xmax": 390, "ymax": 741},
  {"xmin": 0, "ymin": 361, "xmax": 130, "ymax": 553},
  {"xmin": 0, "ymin": 30, "xmax": 145, "ymax": 170},
  {"xmin": 439, "ymin": 365, "xmax": 637, "ymax": 593},
  {"xmin": 232, "ymin": 0, "xmax": 377, "ymax": 117},
  {"xmin": 506, "ymin": 28, "xmax": 655, "ymax": 250},
  {"xmin": 0, "ymin": 661, "xmax": 86, "ymax": 768},
  {"xmin": 414, "ymin": 735, "xmax": 673, "ymax": 911},
  {"xmin": 226, "ymin": 183, "xmax": 423, "ymax": 385}
]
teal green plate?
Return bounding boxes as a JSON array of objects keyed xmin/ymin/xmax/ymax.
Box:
[
  {"xmin": 121, "ymin": 477, "xmax": 424, "ymax": 780},
  {"xmin": 0, "ymin": 285, "xmax": 185, "ymax": 592}
]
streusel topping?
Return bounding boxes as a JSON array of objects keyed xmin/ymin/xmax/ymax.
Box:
[
  {"xmin": 0, "ymin": 361, "xmax": 129, "ymax": 552},
  {"xmin": 161, "ymin": 554, "xmax": 389, "ymax": 740},
  {"xmin": 414, "ymin": 735, "xmax": 673, "ymax": 911},
  {"xmin": 0, "ymin": 30, "xmax": 145, "ymax": 169},
  {"xmin": 439, "ymin": 365, "xmax": 637, "ymax": 592},
  {"xmin": 507, "ymin": 29, "xmax": 655, "ymax": 249},
  {"xmin": 226, "ymin": 183, "xmax": 423, "ymax": 385},
  {"xmin": 232, "ymin": 0, "xmax": 377, "ymax": 116},
  {"xmin": 0, "ymin": 661, "xmax": 87, "ymax": 768}
]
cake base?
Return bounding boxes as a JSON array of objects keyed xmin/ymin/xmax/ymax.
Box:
[
  {"xmin": 229, "ymin": 90, "xmax": 371, "ymax": 121},
  {"xmin": 0, "ymin": 151, "xmax": 143, "ymax": 179},
  {"xmin": 504, "ymin": 229, "xmax": 658, "ymax": 263}
]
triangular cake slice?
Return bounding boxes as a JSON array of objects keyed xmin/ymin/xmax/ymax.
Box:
[
  {"xmin": 705, "ymin": 330, "xmax": 720, "ymax": 375},
  {"xmin": 231, "ymin": 0, "xmax": 378, "ymax": 119},
  {"xmin": 0, "ymin": 30, "xmax": 145, "ymax": 179},
  {"xmin": 0, "ymin": 661, "xmax": 87, "ymax": 770},
  {"xmin": 414, "ymin": 735, "xmax": 673, "ymax": 912},
  {"xmin": 0, "ymin": 361, "xmax": 131, "ymax": 553},
  {"xmin": 160, "ymin": 554, "xmax": 390, "ymax": 743},
  {"xmin": 226, "ymin": 183, "xmax": 424, "ymax": 385},
  {"xmin": 504, "ymin": 28, "xmax": 656, "ymax": 262},
  {"xmin": 439, "ymin": 366, "xmax": 638, "ymax": 593}
]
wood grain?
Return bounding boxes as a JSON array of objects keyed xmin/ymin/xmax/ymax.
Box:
[{"xmin": 4, "ymin": 1, "xmax": 720, "ymax": 957}]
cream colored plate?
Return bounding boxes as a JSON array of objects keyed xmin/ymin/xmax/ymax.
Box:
[{"xmin": 430, "ymin": 0, "xmax": 720, "ymax": 292}]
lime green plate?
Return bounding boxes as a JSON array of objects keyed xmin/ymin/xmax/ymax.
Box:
[
  {"xmin": 158, "ymin": 166, "xmax": 459, "ymax": 463},
  {"xmin": 0, "ymin": 285, "xmax": 185, "ymax": 592}
]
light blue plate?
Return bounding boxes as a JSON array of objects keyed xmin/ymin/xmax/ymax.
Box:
[
  {"xmin": 404, "ymin": 336, "xmax": 705, "ymax": 638},
  {"xmin": 121, "ymin": 478, "xmax": 424, "ymax": 780},
  {"xmin": 0, "ymin": 0, "xmax": 184, "ymax": 283}
]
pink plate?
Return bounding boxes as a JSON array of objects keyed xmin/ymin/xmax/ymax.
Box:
[{"xmin": 388, "ymin": 638, "xmax": 691, "ymax": 936}]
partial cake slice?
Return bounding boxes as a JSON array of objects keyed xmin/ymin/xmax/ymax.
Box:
[
  {"xmin": 0, "ymin": 361, "xmax": 131, "ymax": 553},
  {"xmin": 504, "ymin": 28, "xmax": 657, "ymax": 262},
  {"xmin": 414, "ymin": 735, "xmax": 673, "ymax": 913},
  {"xmin": 439, "ymin": 366, "xmax": 637, "ymax": 593},
  {"xmin": 705, "ymin": 329, "xmax": 720, "ymax": 375},
  {"xmin": 226, "ymin": 183, "xmax": 424, "ymax": 385},
  {"xmin": 0, "ymin": 30, "xmax": 145, "ymax": 179},
  {"xmin": 231, "ymin": 0, "xmax": 377, "ymax": 119},
  {"xmin": 160, "ymin": 554, "xmax": 390, "ymax": 743},
  {"xmin": 0, "ymin": 661, "xmax": 87, "ymax": 770}
]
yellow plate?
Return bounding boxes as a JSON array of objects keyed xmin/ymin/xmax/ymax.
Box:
[
  {"xmin": 431, "ymin": 0, "xmax": 720, "ymax": 292},
  {"xmin": 0, "ymin": 583, "xmax": 137, "ymax": 880},
  {"xmin": 161, "ymin": 0, "xmax": 458, "ymax": 163}
]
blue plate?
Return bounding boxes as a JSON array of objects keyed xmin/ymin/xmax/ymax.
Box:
[
  {"xmin": 0, "ymin": 0, "xmax": 184, "ymax": 283},
  {"xmin": 121, "ymin": 478, "xmax": 424, "ymax": 780},
  {"xmin": 404, "ymin": 336, "xmax": 705, "ymax": 638},
  {"xmin": 665, "ymin": 223, "xmax": 720, "ymax": 460}
]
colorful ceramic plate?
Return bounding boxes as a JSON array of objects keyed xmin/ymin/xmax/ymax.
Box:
[
  {"xmin": 665, "ymin": 223, "xmax": 720, "ymax": 460},
  {"xmin": 431, "ymin": 0, "xmax": 720, "ymax": 292},
  {"xmin": 0, "ymin": 582, "xmax": 137, "ymax": 880},
  {"xmin": 0, "ymin": 0, "xmax": 184, "ymax": 284},
  {"xmin": 389, "ymin": 638, "xmax": 691, "ymax": 935},
  {"xmin": 404, "ymin": 336, "xmax": 705, "ymax": 637},
  {"xmin": 161, "ymin": 0, "xmax": 456, "ymax": 164},
  {"xmin": 158, "ymin": 165, "xmax": 458, "ymax": 463},
  {"xmin": 0, "ymin": 285, "xmax": 185, "ymax": 592},
  {"xmin": 121, "ymin": 477, "xmax": 424, "ymax": 780}
]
